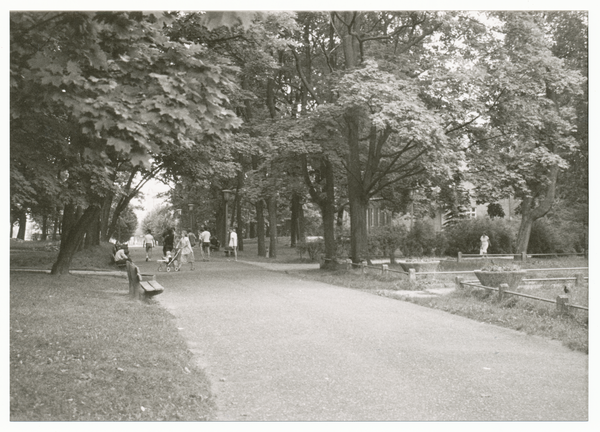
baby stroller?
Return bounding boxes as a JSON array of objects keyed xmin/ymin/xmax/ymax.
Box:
[{"xmin": 157, "ymin": 248, "xmax": 182, "ymax": 272}]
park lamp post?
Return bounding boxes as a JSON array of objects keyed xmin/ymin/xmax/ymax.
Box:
[{"xmin": 222, "ymin": 189, "xmax": 235, "ymax": 246}]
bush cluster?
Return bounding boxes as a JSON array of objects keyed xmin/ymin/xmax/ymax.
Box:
[
  {"xmin": 296, "ymin": 215, "xmax": 585, "ymax": 261},
  {"xmin": 528, "ymin": 218, "xmax": 584, "ymax": 254},
  {"xmin": 368, "ymin": 221, "xmax": 447, "ymax": 258},
  {"xmin": 444, "ymin": 218, "xmax": 516, "ymax": 256},
  {"xmin": 295, "ymin": 241, "xmax": 324, "ymax": 261}
]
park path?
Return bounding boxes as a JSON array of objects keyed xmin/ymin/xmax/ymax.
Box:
[{"xmin": 132, "ymin": 251, "xmax": 588, "ymax": 421}]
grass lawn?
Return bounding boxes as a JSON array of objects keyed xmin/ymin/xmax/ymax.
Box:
[{"xmin": 10, "ymin": 242, "xmax": 215, "ymax": 421}]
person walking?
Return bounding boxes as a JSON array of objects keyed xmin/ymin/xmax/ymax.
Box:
[
  {"xmin": 143, "ymin": 230, "xmax": 155, "ymax": 262},
  {"xmin": 162, "ymin": 227, "xmax": 175, "ymax": 257},
  {"xmin": 228, "ymin": 228, "xmax": 238, "ymax": 261},
  {"xmin": 480, "ymin": 233, "xmax": 490, "ymax": 256},
  {"xmin": 200, "ymin": 226, "xmax": 211, "ymax": 261},
  {"xmin": 175, "ymin": 230, "xmax": 195, "ymax": 271}
]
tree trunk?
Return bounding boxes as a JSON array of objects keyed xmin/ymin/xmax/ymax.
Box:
[
  {"xmin": 345, "ymin": 106, "xmax": 368, "ymax": 263},
  {"xmin": 106, "ymin": 196, "xmax": 132, "ymax": 241},
  {"xmin": 516, "ymin": 211, "xmax": 535, "ymax": 254},
  {"xmin": 100, "ymin": 193, "xmax": 113, "ymax": 241},
  {"xmin": 267, "ymin": 195, "xmax": 278, "ymax": 258},
  {"xmin": 321, "ymin": 157, "xmax": 338, "ymax": 268},
  {"xmin": 256, "ymin": 200, "xmax": 266, "ymax": 257},
  {"xmin": 236, "ymin": 194, "xmax": 244, "ymax": 252},
  {"xmin": 52, "ymin": 210, "xmax": 60, "ymax": 241},
  {"xmin": 216, "ymin": 199, "xmax": 226, "ymax": 249},
  {"xmin": 236, "ymin": 154, "xmax": 245, "ymax": 252},
  {"xmin": 301, "ymin": 154, "xmax": 337, "ymax": 265},
  {"xmin": 16, "ymin": 209, "xmax": 27, "ymax": 240},
  {"xmin": 290, "ymin": 193, "xmax": 300, "ymax": 247},
  {"xmin": 41, "ymin": 214, "xmax": 48, "ymax": 241},
  {"xmin": 515, "ymin": 165, "xmax": 560, "ymax": 253},
  {"xmin": 51, "ymin": 205, "xmax": 101, "ymax": 275},
  {"xmin": 298, "ymin": 204, "xmax": 306, "ymax": 242},
  {"xmin": 84, "ymin": 212, "xmax": 101, "ymax": 248}
]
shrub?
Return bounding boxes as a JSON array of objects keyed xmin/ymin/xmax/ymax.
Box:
[
  {"xmin": 367, "ymin": 225, "xmax": 408, "ymax": 260},
  {"xmin": 444, "ymin": 217, "xmax": 516, "ymax": 256},
  {"xmin": 528, "ymin": 219, "xmax": 577, "ymax": 254},
  {"xmin": 402, "ymin": 220, "xmax": 441, "ymax": 257},
  {"xmin": 296, "ymin": 240, "xmax": 324, "ymax": 261},
  {"xmin": 336, "ymin": 236, "xmax": 351, "ymax": 259}
]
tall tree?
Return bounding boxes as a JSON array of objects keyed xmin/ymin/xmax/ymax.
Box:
[
  {"xmin": 289, "ymin": 12, "xmax": 476, "ymax": 263},
  {"xmin": 466, "ymin": 12, "xmax": 585, "ymax": 253},
  {"xmin": 11, "ymin": 11, "xmax": 241, "ymax": 274}
]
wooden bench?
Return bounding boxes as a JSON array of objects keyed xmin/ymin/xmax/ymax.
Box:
[{"xmin": 126, "ymin": 261, "xmax": 164, "ymax": 300}]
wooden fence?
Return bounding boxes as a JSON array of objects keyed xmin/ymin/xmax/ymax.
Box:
[
  {"xmin": 346, "ymin": 260, "xmax": 588, "ymax": 312},
  {"xmin": 457, "ymin": 251, "xmax": 586, "ymax": 262},
  {"xmin": 456, "ymin": 279, "xmax": 588, "ymax": 313}
]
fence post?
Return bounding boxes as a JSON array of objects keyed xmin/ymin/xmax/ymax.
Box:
[
  {"xmin": 498, "ymin": 283, "xmax": 508, "ymax": 301},
  {"xmin": 454, "ymin": 276, "xmax": 463, "ymax": 290},
  {"xmin": 556, "ymin": 295, "xmax": 570, "ymax": 314},
  {"xmin": 408, "ymin": 268, "xmax": 416, "ymax": 284},
  {"xmin": 361, "ymin": 261, "xmax": 367, "ymax": 275},
  {"xmin": 575, "ymin": 274, "xmax": 584, "ymax": 287},
  {"xmin": 457, "ymin": 252, "xmax": 462, "ymax": 263},
  {"xmin": 521, "ymin": 252, "xmax": 527, "ymax": 262},
  {"xmin": 346, "ymin": 259, "xmax": 352, "ymax": 270},
  {"xmin": 382, "ymin": 264, "xmax": 388, "ymax": 277}
]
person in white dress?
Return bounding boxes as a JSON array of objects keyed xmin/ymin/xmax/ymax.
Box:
[
  {"xmin": 228, "ymin": 228, "xmax": 238, "ymax": 261},
  {"xmin": 176, "ymin": 230, "xmax": 195, "ymax": 270},
  {"xmin": 480, "ymin": 233, "xmax": 490, "ymax": 256}
]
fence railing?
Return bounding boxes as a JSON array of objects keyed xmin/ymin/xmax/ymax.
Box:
[
  {"xmin": 343, "ymin": 258, "xmax": 588, "ymax": 312},
  {"xmin": 345, "ymin": 259, "xmax": 588, "ymax": 284},
  {"xmin": 457, "ymin": 251, "xmax": 587, "ymax": 262},
  {"xmin": 457, "ymin": 280, "xmax": 588, "ymax": 312}
]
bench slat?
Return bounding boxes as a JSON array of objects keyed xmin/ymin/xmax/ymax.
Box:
[
  {"xmin": 147, "ymin": 280, "xmax": 164, "ymax": 292},
  {"xmin": 139, "ymin": 280, "xmax": 164, "ymax": 293}
]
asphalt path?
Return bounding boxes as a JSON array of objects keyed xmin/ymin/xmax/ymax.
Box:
[{"xmin": 132, "ymin": 250, "xmax": 588, "ymax": 421}]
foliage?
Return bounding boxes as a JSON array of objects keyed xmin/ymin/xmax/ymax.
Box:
[
  {"xmin": 402, "ymin": 220, "xmax": 447, "ymax": 257},
  {"xmin": 113, "ymin": 205, "xmax": 138, "ymax": 243},
  {"xmin": 465, "ymin": 12, "xmax": 586, "ymax": 252},
  {"xmin": 528, "ymin": 218, "xmax": 581, "ymax": 254},
  {"xmin": 141, "ymin": 206, "xmax": 176, "ymax": 242},
  {"xmin": 296, "ymin": 240, "xmax": 324, "ymax": 261},
  {"xmin": 487, "ymin": 203, "xmax": 506, "ymax": 219},
  {"xmin": 367, "ymin": 225, "xmax": 408, "ymax": 258},
  {"xmin": 444, "ymin": 218, "xmax": 516, "ymax": 256},
  {"xmin": 10, "ymin": 11, "xmax": 243, "ymax": 273}
]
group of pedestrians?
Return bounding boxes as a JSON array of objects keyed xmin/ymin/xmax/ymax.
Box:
[{"xmin": 139, "ymin": 226, "xmax": 238, "ymax": 271}]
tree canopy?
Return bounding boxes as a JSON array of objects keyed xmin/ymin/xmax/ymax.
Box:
[{"xmin": 10, "ymin": 10, "xmax": 588, "ymax": 272}]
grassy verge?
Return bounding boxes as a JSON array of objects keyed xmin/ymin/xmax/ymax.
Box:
[
  {"xmin": 404, "ymin": 286, "xmax": 588, "ymax": 353},
  {"xmin": 10, "ymin": 272, "xmax": 214, "ymax": 421},
  {"xmin": 291, "ymin": 255, "xmax": 589, "ymax": 354},
  {"xmin": 10, "ymin": 240, "xmax": 117, "ymax": 271}
]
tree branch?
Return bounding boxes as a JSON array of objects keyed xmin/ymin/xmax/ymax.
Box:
[{"xmin": 290, "ymin": 47, "xmax": 322, "ymax": 105}]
